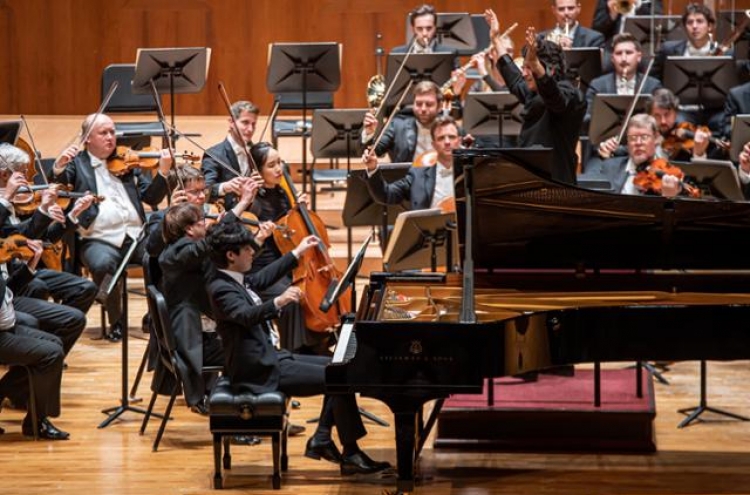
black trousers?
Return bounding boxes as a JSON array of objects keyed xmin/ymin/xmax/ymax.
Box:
[
  {"xmin": 275, "ymin": 352, "xmax": 366, "ymax": 445},
  {"xmin": 0, "ymin": 325, "xmax": 64, "ymax": 419},
  {"xmin": 13, "ymin": 297, "xmax": 85, "ymax": 357},
  {"xmin": 18, "ymin": 269, "xmax": 97, "ymax": 314}
]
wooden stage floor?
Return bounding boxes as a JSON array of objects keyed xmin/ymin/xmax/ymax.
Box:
[{"xmin": 2, "ymin": 290, "xmax": 750, "ymax": 494}]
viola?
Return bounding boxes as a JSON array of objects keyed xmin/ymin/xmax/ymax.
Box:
[
  {"xmin": 106, "ymin": 146, "xmax": 200, "ymax": 177},
  {"xmin": 661, "ymin": 122, "xmax": 729, "ymax": 159},
  {"xmin": 632, "ymin": 158, "xmax": 701, "ymax": 198},
  {"xmin": 12, "ymin": 184, "xmax": 104, "ymax": 216}
]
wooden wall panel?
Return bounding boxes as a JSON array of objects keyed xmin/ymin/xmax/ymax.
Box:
[{"xmin": 0, "ymin": 0, "xmax": 737, "ymax": 116}]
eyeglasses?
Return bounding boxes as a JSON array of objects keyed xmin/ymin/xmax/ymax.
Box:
[
  {"xmin": 626, "ymin": 134, "xmax": 655, "ymax": 143},
  {"xmin": 184, "ymin": 187, "xmax": 208, "ymax": 197}
]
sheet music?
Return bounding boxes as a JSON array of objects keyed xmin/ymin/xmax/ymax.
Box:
[{"xmin": 332, "ymin": 321, "xmax": 355, "ymax": 363}]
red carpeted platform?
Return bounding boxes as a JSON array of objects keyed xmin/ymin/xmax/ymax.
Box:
[{"xmin": 435, "ymin": 368, "xmax": 656, "ymax": 452}]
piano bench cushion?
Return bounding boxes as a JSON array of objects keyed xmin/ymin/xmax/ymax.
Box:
[{"xmin": 209, "ymin": 377, "xmax": 289, "ymax": 429}]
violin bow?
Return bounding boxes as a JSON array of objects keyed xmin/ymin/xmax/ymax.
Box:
[
  {"xmin": 148, "ymin": 79, "xmax": 183, "ymax": 191},
  {"xmin": 161, "ymin": 121, "xmax": 243, "ymax": 180},
  {"xmin": 19, "ymin": 115, "xmax": 49, "ymax": 186},
  {"xmin": 615, "ymin": 57, "xmax": 656, "ymax": 146},
  {"xmin": 371, "ymin": 78, "xmax": 414, "ymax": 153},
  {"xmin": 217, "ymin": 81, "xmax": 259, "ymax": 176},
  {"xmin": 258, "ymin": 99, "xmax": 280, "ymax": 144}
]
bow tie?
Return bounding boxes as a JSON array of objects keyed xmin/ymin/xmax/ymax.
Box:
[{"xmin": 437, "ymin": 166, "xmax": 452, "ymax": 178}]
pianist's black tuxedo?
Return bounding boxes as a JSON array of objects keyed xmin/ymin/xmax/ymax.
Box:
[{"xmin": 208, "ymin": 254, "xmax": 367, "ymax": 444}]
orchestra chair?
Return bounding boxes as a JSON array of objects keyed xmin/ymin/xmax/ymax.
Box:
[
  {"xmin": 208, "ymin": 377, "xmax": 290, "ymax": 489},
  {"xmin": 101, "ymin": 63, "xmax": 165, "ymax": 150},
  {"xmin": 0, "ymin": 363, "xmax": 39, "ymax": 441}
]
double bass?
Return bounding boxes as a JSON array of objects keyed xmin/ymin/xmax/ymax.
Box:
[{"xmin": 273, "ymin": 163, "xmax": 351, "ymax": 332}]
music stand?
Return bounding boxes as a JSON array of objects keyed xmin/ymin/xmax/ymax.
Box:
[
  {"xmin": 384, "ymin": 53, "xmax": 455, "ymax": 109},
  {"xmin": 623, "ymin": 16, "xmax": 684, "ymax": 56},
  {"xmin": 588, "ymin": 94, "xmax": 650, "ymax": 145},
  {"xmin": 320, "ymin": 234, "xmax": 373, "ymax": 313},
  {"xmin": 0, "ymin": 120, "xmax": 21, "ymax": 146},
  {"xmin": 311, "ymin": 108, "xmax": 366, "ymax": 261},
  {"xmin": 564, "ymin": 48, "xmax": 603, "ymax": 93},
  {"xmin": 729, "ymin": 114, "xmax": 750, "ymax": 162},
  {"xmin": 267, "ymin": 42, "xmax": 341, "ymax": 193},
  {"xmin": 663, "ymin": 56, "xmax": 739, "ymax": 110},
  {"xmin": 678, "ymin": 159, "xmax": 744, "ymax": 201},
  {"xmin": 406, "ymin": 13, "xmax": 477, "ymax": 55},
  {"xmin": 342, "ymin": 164, "xmax": 410, "ymax": 250},
  {"xmin": 384, "ymin": 209, "xmax": 457, "ymax": 273},
  {"xmin": 463, "ymin": 92, "xmax": 522, "ymax": 140},
  {"xmin": 132, "ymin": 47, "xmax": 211, "ymax": 129}
]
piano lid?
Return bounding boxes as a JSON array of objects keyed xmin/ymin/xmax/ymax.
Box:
[{"xmin": 453, "ymin": 148, "xmax": 750, "ymax": 271}]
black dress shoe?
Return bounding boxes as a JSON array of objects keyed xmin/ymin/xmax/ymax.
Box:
[
  {"xmin": 288, "ymin": 423, "xmax": 306, "ymax": 437},
  {"xmin": 291, "ymin": 399, "xmax": 301, "ymax": 409},
  {"xmin": 106, "ymin": 323, "xmax": 123, "ymax": 342},
  {"xmin": 305, "ymin": 437, "xmax": 343, "ymax": 464},
  {"xmin": 22, "ymin": 417, "xmax": 70, "ymax": 440},
  {"xmin": 189, "ymin": 395, "xmax": 209, "ymax": 416},
  {"xmin": 230, "ymin": 435, "xmax": 261, "ymax": 446},
  {"xmin": 340, "ymin": 450, "xmax": 392, "ymax": 476}
]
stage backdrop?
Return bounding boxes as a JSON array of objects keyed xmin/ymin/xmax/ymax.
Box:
[{"xmin": 0, "ymin": 0, "xmax": 734, "ymax": 115}]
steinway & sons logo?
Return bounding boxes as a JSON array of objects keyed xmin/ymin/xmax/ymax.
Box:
[{"xmin": 379, "ymin": 340, "xmax": 454, "ymax": 362}]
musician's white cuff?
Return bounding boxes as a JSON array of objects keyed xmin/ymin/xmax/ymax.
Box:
[
  {"xmin": 68, "ymin": 212, "xmax": 80, "ymax": 225},
  {"xmin": 739, "ymin": 167, "xmax": 750, "ymax": 185},
  {"xmin": 361, "ymin": 129, "xmax": 375, "ymax": 144}
]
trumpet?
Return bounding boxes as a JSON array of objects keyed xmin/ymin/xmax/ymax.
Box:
[{"xmin": 615, "ymin": 0, "xmax": 636, "ymax": 15}]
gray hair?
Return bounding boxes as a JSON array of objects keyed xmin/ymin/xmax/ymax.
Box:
[
  {"xmin": 0, "ymin": 143, "xmax": 30, "ymax": 172},
  {"xmin": 627, "ymin": 113, "xmax": 658, "ymax": 135}
]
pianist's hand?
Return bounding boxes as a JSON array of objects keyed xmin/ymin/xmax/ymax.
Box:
[{"xmin": 274, "ymin": 286, "xmax": 302, "ymax": 310}]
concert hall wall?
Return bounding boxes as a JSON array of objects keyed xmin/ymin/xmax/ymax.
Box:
[{"xmin": 0, "ymin": 0, "xmax": 710, "ymax": 115}]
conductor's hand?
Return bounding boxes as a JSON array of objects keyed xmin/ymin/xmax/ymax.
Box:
[
  {"xmin": 274, "ymin": 286, "xmax": 303, "ymax": 309},
  {"xmin": 525, "ymin": 27, "xmax": 545, "ymax": 78},
  {"xmin": 292, "ymin": 235, "xmax": 319, "ymax": 259},
  {"xmin": 362, "ymin": 148, "xmax": 378, "ymax": 172}
]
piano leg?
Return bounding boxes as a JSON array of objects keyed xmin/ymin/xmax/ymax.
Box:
[{"xmin": 393, "ymin": 410, "xmax": 418, "ymax": 494}]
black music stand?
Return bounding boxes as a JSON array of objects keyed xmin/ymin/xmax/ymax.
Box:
[
  {"xmin": 384, "ymin": 53, "xmax": 455, "ymax": 109},
  {"xmin": 588, "ymin": 94, "xmax": 650, "ymax": 145},
  {"xmin": 406, "ymin": 13, "xmax": 477, "ymax": 55},
  {"xmin": 384, "ymin": 209, "xmax": 457, "ymax": 273},
  {"xmin": 0, "ymin": 120, "xmax": 21, "ymax": 146},
  {"xmin": 311, "ymin": 108, "xmax": 366, "ymax": 261},
  {"xmin": 729, "ymin": 114, "xmax": 750, "ymax": 162},
  {"xmin": 342, "ymin": 164, "xmax": 410, "ymax": 250},
  {"xmin": 663, "ymin": 56, "xmax": 739, "ymax": 110},
  {"xmin": 463, "ymin": 92, "xmax": 522, "ymax": 141},
  {"xmin": 564, "ymin": 48, "xmax": 603, "ymax": 93},
  {"xmin": 98, "ymin": 230, "xmax": 164, "ymax": 428},
  {"xmin": 678, "ymin": 159, "xmax": 744, "ymax": 201},
  {"xmin": 132, "ymin": 47, "xmax": 211, "ymax": 129},
  {"xmin": 267, "ymin": 42, "xmax": 341, "ymax": 193},
  {"xmin": 320, "ymin": 234, "xmax": 372, "ymax": 314},
  {"xmin": 677, "ymin": 360, "xmax": 750, "ymax": 428},
  {"xmin": 623, "ymin": 16, "xmax": 684, "ymax": 56}
]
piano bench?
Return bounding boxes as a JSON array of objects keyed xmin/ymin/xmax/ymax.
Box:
[{"xmin": 208, "ymin": 377, "xmax": 290, "ymax": 490}]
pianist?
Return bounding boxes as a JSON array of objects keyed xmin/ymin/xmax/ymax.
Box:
[{"xmin": 206, "ymin": 221, "xmax": 392, "ymax": 476}]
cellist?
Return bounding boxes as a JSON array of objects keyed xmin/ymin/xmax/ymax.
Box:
[{"xmin": 244, "ymin": 142, "xmax": 332, "ymax": 356}]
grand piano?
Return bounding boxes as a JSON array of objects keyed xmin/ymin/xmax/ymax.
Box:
[{"xmin": 326, "ymin": 148, "xmax": 750, "ymax": 494}]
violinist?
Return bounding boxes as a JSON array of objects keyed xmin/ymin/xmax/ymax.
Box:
[
  {"xmin": 201, "ymin": 100, "xmax": 259, "ymax": 210},
  {"xmin": 1, "ymin": 143, "xmax": 96, "ymax": 358},
  {"xmin": 540, "ymin": 0, "xmax": 605, "ymax": 50},
  {"xmin": 595, "ymin": 113, "xmax": 684, "ymax": 197},
  {"xmin": 245, "ymin": 142, "xmax": 331, "ymax": 356},
  {"xmin": 50, "ymin": 113, "xmax": 172, "ymax": 342},
  {"xmin": 363, "ymin": 115, "xmax": 460, "ymax": 211},
  {"xmin": 361, "ymin": 81, "xmax": 443, "ymax": 164},
  {"xmin": 206, "ymin": 221, "xmax": 392, "ymax": 476},
  {"xmin": 487, "ymin": 9, "xmax": 586, "ymax": 185},
  {"xmin": 588, "ymin": 33, "xmax": 662, "ymax": 144}
]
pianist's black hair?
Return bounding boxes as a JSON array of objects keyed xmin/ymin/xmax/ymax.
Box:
[{"xmin": 207, "ymin": 221, "xmax": 263, "ymax": 269}]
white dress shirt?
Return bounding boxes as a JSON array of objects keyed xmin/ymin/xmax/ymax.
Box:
[
  {"xmin": 620, "ymin": 158, "xmax": 639, "ymax": 195},
  {"xmin": 429, "ymin": 162, "xmax": 455, "ymax": 208}
]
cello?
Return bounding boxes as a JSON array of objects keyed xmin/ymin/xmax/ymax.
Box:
[{"xmin": 273, "ymin": 163, "xmax": 351, "ymax": 332}]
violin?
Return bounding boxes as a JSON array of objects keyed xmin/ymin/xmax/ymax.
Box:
[
  {"xmin": 106, "ymin": 146, "xmax": 199, "ymax": 177},
  {"xmin": 12, "ymin": 184, "xmax": 104, "ymax": 216},
  {"xmin": 661, "ymin": 122, "xmax": 730, "ymax": 159},
  {"xmin": 633, "ymin": 158, "xmax": 701, "ymax": 198},
  {"xmin": 0, "ymin": 233, "xmax": 61, "ymax": 266}
]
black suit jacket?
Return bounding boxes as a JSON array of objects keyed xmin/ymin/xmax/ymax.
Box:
[
  {"xmin": 49, "ymin": 151, "xmax": 167, "ymax": 229},
  {"xmin": 201, "ymin": 138, "xmax": 244, "ymax": 209},
  {"xmin": 366, "ymin": 165, "xmax": 437, "ymax": 210},
  {"xmin": 538, "ymin": 25, "xmax": 605, "ymax": 49},
  {"xmin": 592, "ymin": 0, "xmax": 663, "ymax": 42},
  {"xmin": 369, "ymin": 113, "xmax": 419, "ymax": 164},
  {"xmin": 208, "ymin": 252, "xmax": 298, "ymax": 393},
  {"xmin": 584, "ymin": 72, "xmax": 663, "ymax": 125},
  {"xmin": 722, "ymin": 81, "xmax": 750, "ymax": 138}
]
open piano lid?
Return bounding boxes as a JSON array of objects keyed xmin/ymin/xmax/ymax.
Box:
[{"xmin": 453, "ymin": 148, "xmax": 750, "ymax": 271}]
